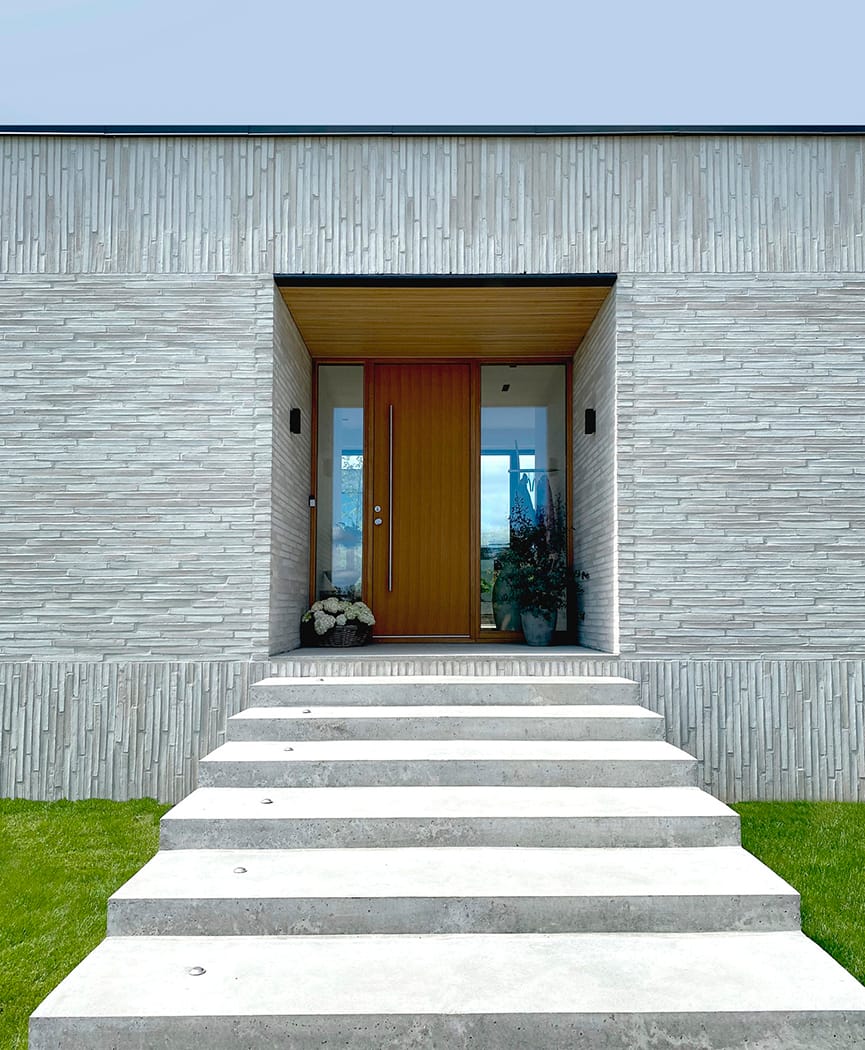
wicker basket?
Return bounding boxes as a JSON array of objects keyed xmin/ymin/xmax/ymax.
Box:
[{"xmin": 301, "ymin": 620, "xmax": 372, "ymax": 648}]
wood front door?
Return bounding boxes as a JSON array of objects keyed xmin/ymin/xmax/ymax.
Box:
[{"xmin": 369, "ymin": 364, "xmax": 472, "ymax": 639}]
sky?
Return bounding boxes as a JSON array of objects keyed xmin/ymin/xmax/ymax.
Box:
[{"xmin": 1, "ymin": 0, "xmax": 863, "ymax": 126}]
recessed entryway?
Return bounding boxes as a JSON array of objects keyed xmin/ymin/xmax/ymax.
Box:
[{"xmin": 276, "ymin": 274, "xmax": 617, "ymax": 646}]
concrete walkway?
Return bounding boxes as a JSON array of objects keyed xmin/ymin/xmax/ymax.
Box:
[{"xmin": 30, "ymin": 675, "xmax": 865, "ymax": 1048}]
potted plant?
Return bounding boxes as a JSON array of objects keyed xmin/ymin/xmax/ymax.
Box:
[
  {"xmin": 502, "ymin": 495, "xmax": 572, "ymax": 645},
  {"xmin": 300, "ymin": 596, "xmax": 375, "ymax": 647}
]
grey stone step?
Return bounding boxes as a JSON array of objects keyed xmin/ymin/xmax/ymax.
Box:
[
  {"xmin": 108, "ymin": 845, "xmax": 800, "ymax": 936},
  {"xmin": 197, "ymin": 739, "xmax": 697, "ymax": 789},
  {"xmin": 250, "ymin": 674, "xmax": 640, "ymax": 707},
  {"xmin": 30, "ymin": 932, "xmax": 865, "ymax": 1050},
  {"xmin": 228, "ymin": 704, "xmax": 665, "ymax": 742},
  {"xmin": 160, "ymin": 786, "xmax": 739, "ymax": 849}
]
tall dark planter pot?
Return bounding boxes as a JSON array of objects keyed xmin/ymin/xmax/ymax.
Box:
[{"xmin": 520, "ymin": 609, "xmax": 556, "ymax": 646}]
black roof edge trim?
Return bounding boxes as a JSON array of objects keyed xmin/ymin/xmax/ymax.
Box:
[
  {"xmin": 2, "ymin": 124, "xmax": 865, "ymax": 137},
  {"xmin": 274, "ymin": 274, "xmax": 618, "ymax": 288}
]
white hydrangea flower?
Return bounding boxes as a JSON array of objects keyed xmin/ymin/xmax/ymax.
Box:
[
  {"xmin": 335, "ymin": 614, "xmax": 347, "ymax": 626},
  {"xmin": 322, "ymin": 597, "xmax": 342, "ymax": 614},
  {"xmin": 344, "ymin": 605, "xmax": 358, "ymax": 620},
  {"xmin": 352, "ymin": 602, "xmax": 375, "ymax": 625},
  {"xmin": 313, "ymin": 612, "xmax": 336, "ymax": 635},
  {"xmin": 311, "ymin": 600, "xmax": 324, "ymax": 612}
]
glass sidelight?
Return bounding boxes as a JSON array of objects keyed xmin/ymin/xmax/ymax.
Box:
[
  {"xmin": 315, "ymin": 365, "xmax": 364, "ymax": 599},
  {"xmin": 480, "ymin": 364, "xmax": 568, "ymax": 634}
]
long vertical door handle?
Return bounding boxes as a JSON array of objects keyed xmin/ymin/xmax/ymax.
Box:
[{"xmin": 388, "ymin": 403, "xmax": 394, "ymax": 592}]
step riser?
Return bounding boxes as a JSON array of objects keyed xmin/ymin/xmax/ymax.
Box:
[
  {"xmin": 197, "ymin": 758, "xmax": 698, "ymax": 789},
  {"xmin": 227, "ymin": 716, "xmax": 665, "ymax": 743},
  {"xmin": 107, "ymin": 893, "xmax": 800, "ymax": 936},
  {"xmin": 30, "ymin": 1011, "xmax": 865, "ymax": 1050},
  {"xmin": 160, "ymin": 815, "xmax": 740, "ymax": 850},
  {"xmin": 250, "ymin": 679, "xmax": 640, "ymax": 707}
]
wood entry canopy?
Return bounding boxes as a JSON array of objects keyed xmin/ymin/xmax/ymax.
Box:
[{"xmin": 275, "ymin": 275, "xmax": 615, "ymax": 360}]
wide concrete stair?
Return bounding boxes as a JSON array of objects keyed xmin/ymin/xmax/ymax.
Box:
[{"xmin": 31, "ymin": 674, "xmax": 865, "ymax": 1049}]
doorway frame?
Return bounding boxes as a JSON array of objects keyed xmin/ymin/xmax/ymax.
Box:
[{"xmin": 309, "ymin": 355, "xmax": 574, "ymax": 643}]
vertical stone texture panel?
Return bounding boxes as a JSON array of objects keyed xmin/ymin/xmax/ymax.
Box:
[
  {"xmin": 1, "ymin": 657, "xmax": 862, "ymax": 803},
  {"xmin": 2, "ymin": 134, "xmax": 865, "ymax": 275},
  {"xmin": 0, "ymin": 274, "xmax": 274, "ymax": 658}
]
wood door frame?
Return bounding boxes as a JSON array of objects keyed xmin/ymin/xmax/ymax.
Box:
[{"xmin": 309, "ymin": 356, "xmax": 574, "ymax": 643}]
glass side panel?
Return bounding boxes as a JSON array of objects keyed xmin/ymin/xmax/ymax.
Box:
[
  {"xmin": 480, "ymin": 364, "xmax": 568, "ymax": 633},
  {"xmin": 315, "ymin": 365, "xmax": 364, "ymax": 600}
]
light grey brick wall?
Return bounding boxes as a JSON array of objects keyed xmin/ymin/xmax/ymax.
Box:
[
  {"xmin": 572, "ymin": 288, "xmax": 618, "ymax": 652},
  {"xmin": 3, "ymin": 133, "xmax": 865, "ymax": 275},
  {"xmin": 269, "ymin": 290, "xmax": 312, "ymax": 654},
  {"xmin": 0, "ymin": 274, "xmax": 274, "ymax": 659},
  {"xmin": 616, "ymin": 273, "xmax": 865, "ymax": 656}
]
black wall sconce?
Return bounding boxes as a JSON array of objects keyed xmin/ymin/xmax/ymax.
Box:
[
  {"xmin": 289, "ymin": 408, "xmax": 302, "ymax": 435},
  {"xmin": 584, "ymin": 408, "xmax": 596, "ymax": 435}
]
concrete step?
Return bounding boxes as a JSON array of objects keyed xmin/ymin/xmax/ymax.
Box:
[
  {"xmin": 160, "ymin": 785, "xmax": 739, "ymax": 849},
  {"xmin": 108, "ymin": 845, "xmax": 800, "ymax": 936},
  {"xmin": 30, "ymin": 931, "xmax": 865, "ymax": 1049},
  {"xmin": 197, "ymin": 739, "xmax": 697, "ymax": 789},
  {"xmin": 227, "ymin": 704, "xmax": 665, "ymax": 742},
  {"xmin": 250, "ymin": 674, "xmax": 640, "ymax": 707}
]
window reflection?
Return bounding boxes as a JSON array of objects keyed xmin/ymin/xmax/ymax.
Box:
[
  {"xmin": 316, "ymin": 366, "xmax": 364, "ymax": 599},
  {"xmin": 480, "ymin": 366, "xmax": 567, "ymax": 632}
]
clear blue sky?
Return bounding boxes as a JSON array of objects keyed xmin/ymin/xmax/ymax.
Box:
[{"xmin": 1, "ymin": 0, "xmax": 863, "ymax": 126}]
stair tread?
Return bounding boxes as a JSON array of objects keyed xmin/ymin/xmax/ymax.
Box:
[
  {"xmin": 249, "ymin": 676, "xmax": 640, "ymax": 706},
  {"xmin": 165, "ymin": 784, "xmax": 731, "ymax": 820},
  {"xmin": 202, "ymin": 739, "xmax": 692, "ymax": 762},
  {"xmin": 113, "ymin": 845, "xmax": 796, "ymax": 901},
  {"xmin": 33, "ymin": 932, "xmax": 865, "ymax": 1017}
]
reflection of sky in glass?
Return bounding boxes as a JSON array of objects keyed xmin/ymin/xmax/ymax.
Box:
[
  {"xmin": 333, "ymin": 407, "xmax": 363, "ymax": 530},
  {"xmin": 481, "ymin": 452, "xmax": 535, "ymax": 546}
]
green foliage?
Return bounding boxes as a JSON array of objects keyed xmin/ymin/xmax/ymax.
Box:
[
  {"xmin": 0, "ymin": 798, "xmax": 168, "ymax": 1049},
  {"xmin": 499, "ymin": 494, "xmax": 573, "ymax": 618},
  {"xmin": 733, "ymin": 801, "xmax": 865, "ymax": 984}
]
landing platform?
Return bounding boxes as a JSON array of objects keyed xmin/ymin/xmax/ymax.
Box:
[{"xmin": 269, "ymin": 643, "xmax": 616, "ymax": 678}]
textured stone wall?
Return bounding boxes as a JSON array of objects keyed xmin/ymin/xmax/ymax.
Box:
[
  {"xmin": 572, "ymin": 289, "xmax": 618, "ymax": 652},
  {"xmin": 269, "ymin": 290, "xmax": 312, "ymax": 654},
  {"xmin": 0, "ymin": 274, "xmax": 274, "ymax": 659},
  {"xmin": 2, "ymin": 655, "xmax": 861, "ymax": 803},
  {"xmin": 2, "ymin": 133, "xmax": 865, "ymax": 275},
  {"xmin": 616, "ymin": 273, "xmax": 865, "ymax": 656},
  {"xmin": 3, "ymin": 132, "xmax": 865, "ymax": 803}
]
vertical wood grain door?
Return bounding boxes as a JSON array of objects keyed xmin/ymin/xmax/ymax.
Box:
[{"xmin": 370, "ymin": 364, "xmax": 472, "ymax": 639}]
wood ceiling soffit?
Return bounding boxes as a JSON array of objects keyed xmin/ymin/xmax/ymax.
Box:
[{"xmin": 279, "ymin": 285, "xmax": 610, "ymax": 359}]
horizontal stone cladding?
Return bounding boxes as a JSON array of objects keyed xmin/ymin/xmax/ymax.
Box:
[
  {"xmin": 2, "ymin": 656, "xmax": 862, "ymax": 803},
  {"xmin": 616, "ymin": 273, "xmax": 865, "ymax": 656},
  {"xmin": 269, "ymin": 289, "xmax": 312, "ymax": 654},
  {"xmin": 0, "ymin": 274, "xmax": 274, "ymax": 658},
  {"xmin": 2, "ymin": 134, "xmax": 865, "ymax": 275},
  {"xmin": 572, "ymin": 288, "xmax": 618, "ymax": 652}
]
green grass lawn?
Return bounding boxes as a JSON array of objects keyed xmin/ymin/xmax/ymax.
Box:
[
  {"xmin": 732, "ymin": 801, "xmax": 865, "ymax": 985},
  {"xmin": 0, "ymin": 798, "xmax": 169, "ymax": 1050},
  {"xmin": 1, "ymin": 799, "xmax": 863, "ymax": 1048}
]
